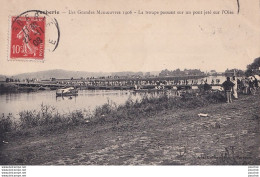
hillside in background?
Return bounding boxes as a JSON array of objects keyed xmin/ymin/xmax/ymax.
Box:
[
  {"xmin": 10, "ymin": 69, "xmax": 160, "ymax": 80},
  {"xmin": 13, "ymin": 70, "xmax": 108, "ymax": 80}
]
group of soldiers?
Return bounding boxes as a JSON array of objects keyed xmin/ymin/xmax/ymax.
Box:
[
  {"xmin": 222, "ymin": 75, "xmax": 259, "ymax": 103},
  {"xmin": 77, "ymin": 78, "xmax": 222, "ymax": 87}
]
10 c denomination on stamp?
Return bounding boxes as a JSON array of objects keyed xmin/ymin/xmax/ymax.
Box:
[{"xmin": 10, "ymin": 16, "xmax": 45, "ymax": 60}]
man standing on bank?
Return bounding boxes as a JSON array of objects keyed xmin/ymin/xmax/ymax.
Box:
[
  {"xmin": 222, "ymin": 77, "xmax": 235, "ymax": 103},
  {"xmin": 231, "ymin": 76, "xmax": 238, "ymax": 99}
]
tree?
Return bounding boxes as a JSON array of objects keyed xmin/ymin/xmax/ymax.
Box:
[
  {"xmin": 225, "ymin": 68, "xmax": 244, "ymax": 77},
  {"xmin": 245, "ymin": 57, "xmax": 260, "ymax": 76}
]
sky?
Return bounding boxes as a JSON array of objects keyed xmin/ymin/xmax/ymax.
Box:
[{"xmin": 0, "ymin": 0, "xmax": 259, "ymax": 76}]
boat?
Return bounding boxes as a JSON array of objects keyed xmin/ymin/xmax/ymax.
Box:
[{"xmin": 56, "ymin": 87, "xmax": 78, "ymax": 96}]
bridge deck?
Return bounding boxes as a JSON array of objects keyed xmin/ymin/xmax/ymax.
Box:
[{"xmin": 14, "ymin": 82, "xmax": 222, "ymax": 90}]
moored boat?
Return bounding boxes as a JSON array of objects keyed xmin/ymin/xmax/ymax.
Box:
[{"xmin": 56, "ymin": 87, "xmax": 78, "ymax": 96}]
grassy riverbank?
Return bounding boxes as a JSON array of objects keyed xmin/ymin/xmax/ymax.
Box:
[{"xmin": 0, "ymin": 91, "xmax": 259, "ymax": 165}]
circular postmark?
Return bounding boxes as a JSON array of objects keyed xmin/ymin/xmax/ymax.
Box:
[{"xmin": 10, "ymin": 10, "xmax": 60, "ymax": 60}]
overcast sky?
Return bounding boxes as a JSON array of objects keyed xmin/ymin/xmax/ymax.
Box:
[{"xmin": 1, "ymin": 0, "xmax": 259, "ymax": 76}]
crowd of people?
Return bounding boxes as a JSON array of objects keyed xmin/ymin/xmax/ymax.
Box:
[{"xmin": 222, "ymin": 75, "xmax": 259, "ymax": 103}]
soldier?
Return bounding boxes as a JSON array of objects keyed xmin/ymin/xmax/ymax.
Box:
[{"xmin": 222, "ymin": 77, "xmax": 235, "ymax": 103}]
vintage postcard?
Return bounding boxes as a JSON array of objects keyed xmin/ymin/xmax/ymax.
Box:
[{"xmin": 0, "ymin": 0, "xmax": 259, "ymax": 176}]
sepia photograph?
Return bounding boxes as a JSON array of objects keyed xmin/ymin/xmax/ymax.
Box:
[{"xmin": 0, "ymin": 0, "xmax": 259, "ymax": 176}]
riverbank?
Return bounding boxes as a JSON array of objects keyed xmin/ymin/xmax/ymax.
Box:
[
  {"xmin": 0, "ymin": 91, "xmax": 259, "ymax": 165},
  {"xmin": 0, "ymin": 82, "xmax": 18, "ymax": 93}
]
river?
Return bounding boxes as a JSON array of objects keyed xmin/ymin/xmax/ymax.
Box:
[
  {"xmin": 0, "ymin": 76, "xmax": 227, "ymax": 120},
  {"xmin": 0, "ymin": 90, "xmax": 142, "ymax": 120}
]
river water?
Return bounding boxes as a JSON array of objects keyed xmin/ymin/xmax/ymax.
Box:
[
  {"xmin": 0, "ymin": 90, "xmax": 143, "ymax": 120},
  {"xmin": 0, "ymin": 76, "xmax": 227, "ymax": 120}
]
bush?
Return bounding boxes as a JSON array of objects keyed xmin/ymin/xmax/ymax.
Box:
[
  {"xmin": 0, "ymin": 114, "xmax": 14, "ymax": 141},
  {"xmin": 205, "ymin": 91, "xmax": 226, "ymax": 103},
  {"xmin": 67, "ymin": 110, "xmax": 86, "ymax": 125},
  {"xmin": 18, "ymin": 104, "xmax": 90, "ymax": 129}
]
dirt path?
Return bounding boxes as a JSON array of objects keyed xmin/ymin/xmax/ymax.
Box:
[{"xmin": 0, "ymin": 93, "xmax": 259, "ymax": 165}]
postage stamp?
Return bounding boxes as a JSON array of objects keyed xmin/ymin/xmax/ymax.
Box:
[
  {"xmin": 10, "ymin": 16, "xmax": 45, "ymax": 60},
  {"xmin": 9, "ymin": 10, "xmax": 60, "ymax": 61}
]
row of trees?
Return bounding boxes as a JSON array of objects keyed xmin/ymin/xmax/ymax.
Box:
[
  {"xmin": 159, "ymin": 57, "xmax": 260, "ymax": 78},
  {"xmin": 159, "ymin": 69, "xmax": 205, "ymax": 77},
  {"xmin": 224, "ymin": 69, "xmax": 245, "ymax": 77}
]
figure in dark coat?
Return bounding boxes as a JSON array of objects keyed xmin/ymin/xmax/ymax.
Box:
[{"xmin": 222, "ymin": 77, "xmax": 235, "ymax": 103}]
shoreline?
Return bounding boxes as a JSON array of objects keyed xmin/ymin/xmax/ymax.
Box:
[{"xmin": 0, "ymin": 91, "xmax": 259, "ymax": 165}]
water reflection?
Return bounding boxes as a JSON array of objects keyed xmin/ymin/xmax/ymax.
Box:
[{"xmin": 0, "ymin": 90, "xmax": 141, "ymax": 120}]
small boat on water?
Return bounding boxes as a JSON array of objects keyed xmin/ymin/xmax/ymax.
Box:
[{"xmin": 56, "ymin": 87, "xmax": 78, "ymax": 97}]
